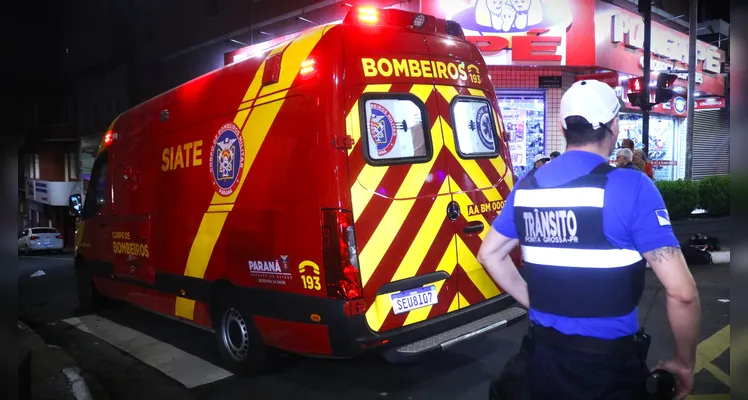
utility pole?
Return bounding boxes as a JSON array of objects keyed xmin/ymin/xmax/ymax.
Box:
[
  {"xmin": 639, "ymin": 0, "xmax": 652, "ymax": 158},
  {"xmin": 685, "ymin": 0, "xmax": 698, "ymax": 180}
]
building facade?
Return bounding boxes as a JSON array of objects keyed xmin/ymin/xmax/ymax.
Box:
[
  {"xmin": 219, "ymin": 0, "xmax": 729, "ymax": 179},
  {"xmin": 419, "ymin": 0, "xmax": 728, "ymax": 179}
]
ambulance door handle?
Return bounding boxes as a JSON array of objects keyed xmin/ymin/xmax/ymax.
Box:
[{"xmin": 463, "ymin": 221, "xmax": 484, "ymax": 234}]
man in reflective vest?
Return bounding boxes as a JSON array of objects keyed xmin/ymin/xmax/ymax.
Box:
[{"xmin": 478, "ymin": 80, "xmax": 700, "ymax": 399}]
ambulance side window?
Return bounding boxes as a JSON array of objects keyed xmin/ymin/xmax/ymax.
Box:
[
  {"xmin": 81, "ymin": 153, "xmax": 109, "ymax": 220},
  {"xmin": 360, "ymin": 94, "xmax": 431, "ymax": 165},
  {"xmin": 450, "ymin": 97, "xmax": 501, "ymax": 159}
]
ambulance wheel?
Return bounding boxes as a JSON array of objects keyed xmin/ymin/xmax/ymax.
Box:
[
  {"xmin": 74, "ymin": 257, "xmax": 109, "ymax": 313},
  {"xmin": 213, "ymin": 294, "xmax": 277, "ymax": 375}
]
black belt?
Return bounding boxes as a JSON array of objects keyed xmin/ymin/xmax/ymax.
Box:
[{"xmin": 529, "ymin": 323, "xmax": 640, "ymax": 356}]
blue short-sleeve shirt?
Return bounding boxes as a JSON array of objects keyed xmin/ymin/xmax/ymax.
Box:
[{"xmin": 492, "ymin": 150, "xmax": 679, "ymax": 339}]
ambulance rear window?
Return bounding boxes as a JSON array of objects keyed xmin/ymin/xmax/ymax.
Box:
[
  {"xmin": 451, "ymin": 97, "xmax": 500, "ymax": 159},
  {"xmin": 360, "ymin": 94, "xmax": 431, "ymax": 165}
]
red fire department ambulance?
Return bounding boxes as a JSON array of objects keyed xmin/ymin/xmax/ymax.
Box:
[{"xmin": 72, "ymin": 5, "xmax": 526, "ymax": 374}]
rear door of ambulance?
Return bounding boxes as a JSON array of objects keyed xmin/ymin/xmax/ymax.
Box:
[
  {"xmin": 424, "ymin": 35, "xmax": 515, "ymax": 310},
  {"xmin": 342, "ymin": 14, "xmax": 463, "ymax": 334}
]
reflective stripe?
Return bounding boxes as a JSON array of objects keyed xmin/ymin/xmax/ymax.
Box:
[
  {"xmin": 522, "ymin": 246, "xmax": 642, "ymax": 268},
  {"xmin": 514, "ymin": 187, "xmax": 605, "ymax": 208}
]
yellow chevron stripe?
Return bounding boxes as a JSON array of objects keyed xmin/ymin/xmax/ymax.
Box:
[
  {"xmin": 358, "ymin": 116, "xmax": 447, "ymax": 286},
  {"xmin": 441, "ymin": 123, "xmax": 503, "ymax": 202},
  {"xmin": 389, "ymin": 178, "xmax": 452, "ymax": 283},
  {"xmin": 434, "ymin": 87, "xmax": 506, "ymax": 201},
  {"xmin": 467, "ymin": 88, "xmax": 486, "ymax": 97},
  {"xmin": 365, "ymin": 230, "xmax": 457, "ymax": 332},
  {"xmin": 409, "ymin": 84, "xmax": 433, "ymax": 103},
  {"xmin": 207, "ymin": 204, "xmax": 234, "ymax": 213},
  {"xmin": 350, "ymin": 84, "xmax": 437, "ymax": 223},
  {"xmin": 363, "ymin": 178, "xmax": 452, "ymax": 331},
  {"xmin": 448, "ymin": 292, "xmax": 461, "ymax": 313},
  {"xmin": 347, "ymin": 84, "xmax": 393, "ymax": 156},
  {"xmin": 448, "ymin": 180, "xmax": 501, "ymax": 306},
  {"xmin": 458, "ymin": 292, "xmax": 470, "ymax": 308},
  {"xmin": 176, "ymin": 26, "xmax": 331, "ymax": 320},
  {"xmin": 403, "ymin": 241, "xmax": 458, "ymax": 326},
  {"xmin": 456, "ymin": 235, "xmax": 501, "ymax": 302},
  {"xmin": 435, "ymin": 85, "xmax": 459, "ymax": 104}
]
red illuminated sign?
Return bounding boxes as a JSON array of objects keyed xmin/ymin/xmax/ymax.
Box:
[
  {"xmin": 466, "ymin": 29, "xmax": 563, "ymax": 62},
  {"xmin": 695, "ymin": 98, "xmax": 725, "ymax": 109},
  {"xmin": 421, "ymin": 0, "xmax": 596, "ymax": 66}
]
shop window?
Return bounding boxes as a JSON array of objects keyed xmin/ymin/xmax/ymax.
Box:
[
  {"xmin": 451, "ymin": 97, "xmax": 500, "ymax": 159},
  {"xmin": 359, "ymin": 94, "xmax": 431, "ymax": 166},
  {"xmin": 611, "ymin": 113, "xmax": 677, "ymax": 181},
  {"xmin": 496, "ymin": 91, "xmax": 546, "ymax": 177}
]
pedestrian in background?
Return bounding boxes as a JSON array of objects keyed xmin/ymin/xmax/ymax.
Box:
[
  {"xmin": 634, "ymin": 148, "xmax": 655, "ymax": 181},
  {"xmin": 615, "ymin": 148, "xmax": 639, "ymax": 170},
  {"xmin": 549, "ymin": 151, "xmax": 561, "ymax": 160}
]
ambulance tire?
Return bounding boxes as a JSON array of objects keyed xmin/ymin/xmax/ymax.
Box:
[
  {"xmin": 212, "ymin": 292, "xmax": 278, "ymax": 376},
  {"xmin": 74, "ymin": 257, "xmax": 110, "ymax": 313}
]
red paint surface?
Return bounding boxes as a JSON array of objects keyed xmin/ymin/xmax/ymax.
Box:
[
  {"xmin": 253, "ymin": 316, "xmax": 332, "ymax": 355},
  {"xmin": 77, "ymin": 7, "xmax": 517, "ymax": 351}
]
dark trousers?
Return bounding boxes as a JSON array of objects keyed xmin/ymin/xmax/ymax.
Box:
[{"xmin": 490, "ymin": 325, "xmax": 651, "ymax": 400}]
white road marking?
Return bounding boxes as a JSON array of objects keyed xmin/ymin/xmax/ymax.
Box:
[
  {"xmin": 62, "ymin": 367, "xmax": 94, "ymax": 400},
  {"xmin": 30, "ymin": 270, "xmax": 46, "ymax": 277},
  {"xmin": 62, "ymin": 315, "xmax": 233, "ymax": 388}
]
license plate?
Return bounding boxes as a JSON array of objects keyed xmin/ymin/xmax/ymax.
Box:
[{"xmin": 390, "ymin": 285, "xmax": 438, "ymax": 315}]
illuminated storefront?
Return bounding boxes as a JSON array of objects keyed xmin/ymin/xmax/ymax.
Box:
[
  {"xmin": 496, "ymin": 91, "xmax": 547, "ymax": 176},
  {"xmin": 222, "ymin": 0, "xmax": 727, "ymax": 181},
  {"xmin": 422, "ymin": 0, "xmax": 727, "ymax": 180}
]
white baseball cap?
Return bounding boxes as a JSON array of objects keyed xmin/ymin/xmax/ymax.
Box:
[
  {"xmin": 534, "ymin": 154, "xmax": 550, "ymax": 163},
  {"xmin": 560, "ymin": 79, "xmax": 621, "ymax": 130}
]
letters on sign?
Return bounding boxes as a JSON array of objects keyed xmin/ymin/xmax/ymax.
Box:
[
  {"xmin": 611, "ymin": 13, "xmax": 721, "ymax": 73},
  {"xmin": 466, "ymin": 29, "xmax": 563, "ymax": 62}
]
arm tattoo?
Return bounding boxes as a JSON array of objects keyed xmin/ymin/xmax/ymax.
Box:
[{"xmin": 645, "ymin": 246, "xmax": 680, "ymax": 263}]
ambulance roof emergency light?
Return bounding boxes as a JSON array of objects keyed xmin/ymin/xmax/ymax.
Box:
[
  {"xmin": 103, "ymin": 130, "xmax": 114, "ymax": 146},
  {"xmin": 357, "ymin": 6, "xmax": 379, "ymax": 24}
]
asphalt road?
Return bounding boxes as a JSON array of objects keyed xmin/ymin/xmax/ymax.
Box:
[{"xmin": 18, "ymin": 254, "xmax": 731, "ymax": 400}]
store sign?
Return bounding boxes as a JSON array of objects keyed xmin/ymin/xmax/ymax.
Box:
[
  {"xmin": 576, "ymin": 71, "xmax": 619, "ymax": 87},
  {"xmin": 695, "ymin": 97, "xmax": 726, "ymax": 109},
  {"xmin": 639, "ymin": 58, "xmax": 703, "ymax": 84},
  {"xmin": 467, "ymin": 30, "xmax": 564, "ymax": 62},
  {"xmin": 672, "ymin": 96, "xmax": 687, "ymax": 115},
  {"xmin": 422, "ymin": 0, "xmax": 596, "ymax": 66},
  {"xmin": 538, "ymin": 76, "xmax": 562, "ymax": 88},
  {"xmin": 610, "ymin": 13, "xmax": 722, "ymax": 74}
]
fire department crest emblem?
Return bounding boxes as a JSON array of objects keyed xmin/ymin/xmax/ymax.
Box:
[
  {"xmin": 210, "ymin": 122, "xmax": 245, "ymax": 197},
  {"xmin": 368, "ymin": 103, "xmax": 397, "ymax": 156},
  {"xmin": 475, "ymin": 105, "xmax": 495, "ymax": 150}
]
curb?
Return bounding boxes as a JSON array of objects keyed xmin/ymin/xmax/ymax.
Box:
[{"xmin": 19, "ymin": 321, "xmax": 96, "ymax": 400}]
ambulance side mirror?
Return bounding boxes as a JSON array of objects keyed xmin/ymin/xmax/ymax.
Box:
[{"xmin": 69, "ymin": 194, "xmax": 82, "ymax": 216}]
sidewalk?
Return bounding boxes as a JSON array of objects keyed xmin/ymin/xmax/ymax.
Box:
[{"xmin": 19, "ymin": 321, "xmax": 103, "ymax": 400}]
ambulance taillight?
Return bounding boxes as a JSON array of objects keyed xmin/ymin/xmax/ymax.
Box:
[
  {"xmin": 299, "ymin": 57, "xmax": 318, "ymax": 79},
  {"xmin": 322, "ymin": 209, "xmax": 363, "ymax": 301}
]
